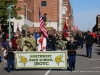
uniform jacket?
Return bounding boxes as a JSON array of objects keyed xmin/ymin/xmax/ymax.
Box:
[
  {"xmin": 56, "ymin": 40, "xmax": 65, "ymax": 48},
  {"xmin": 26, "ymin": 37, "xmax": 36, "ymax": 49},
  {"xmin": 66, "ymin": 41, "xmax": 77, "ymax": 56},
  {"xmin": 37, "ymin": 37, "xmax": 46, "ymax": 51},
  {"xmin": 47, "ymin": 34, "xmax": 52, "ymax": 43},
  {"xmin": 85, "ymin": 34, "xmax": 94, "ymax": 46},
  {"xmin": 6, "ymin": 45, "xmax": 15, "ymax": 60},
  {"xmin": 51, "ymin": 35, "xmax": 57, "ymax": 45},
  {"xmin": 79, "ymin": 36, "xmax": 84, "ymax": 42}
]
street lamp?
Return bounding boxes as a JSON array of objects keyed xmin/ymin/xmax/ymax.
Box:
[
  {"xmin": 7, "ymin": 5, "xmax": 12, "ymax": 41},
  {"xmin": 89, "ymin": 23, "xmax": 92, "ymax": 32}
]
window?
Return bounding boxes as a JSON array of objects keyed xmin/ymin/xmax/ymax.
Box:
[
  {"xmin": 27, "ymin": 10, "xmax": 29, "ymax": 20},
  {"xmin": 63, "ymin": 2, "xmax": 68, "ymax": 5},
  {"xmin": 29, "ymin": 0, "xmax": 31, "ymax": 3},
  {"xmin": 62, "ymin": 8, "xmax": 66, "ymax": 15},
  {"xmin": 27, "ymin": 10, "xmax": 32, "ymax": 21},
  {"xmin": 27, "ymin": 0, "xmax": 31, "ymax": 3},
  {"xmin": 41, "ymin": 1, "xmax": 46, "ymax": 6},
  {"xmin": 24, "ymin": 5, "xmax": 26, "ymax": 19}
]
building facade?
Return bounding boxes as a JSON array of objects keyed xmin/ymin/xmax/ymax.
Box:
[
  {"xmin": 11, "ymin": 0, "xmax": 34, "ymax": 32},
  {"xmin": 11, "ymin": 0, "xmax": 73, "ymax": 32},
  {"xmin": 93, "ymin": 15, "xmax": 100, "ymax": 32},
  {"xmin": 62, "ymin": 0, "xmax": 74, "ymax": 31},
  {"xmin": 33, "ymin": 0, "xmax": 59, "ymax": 30}
]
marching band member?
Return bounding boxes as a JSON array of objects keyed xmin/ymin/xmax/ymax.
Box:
[{"xmin": 37, "ymin": 33, "xmax": 47, "ymax": 51}]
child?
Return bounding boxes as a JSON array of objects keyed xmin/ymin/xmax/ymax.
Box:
[{"xmin": 0, "ymin": 46, "xmax": 6, "ymax": 64}]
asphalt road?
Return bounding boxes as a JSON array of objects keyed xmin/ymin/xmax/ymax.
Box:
[{"xmin": 0, "ymin": 44, "xmax": 100, "ymax": 75}]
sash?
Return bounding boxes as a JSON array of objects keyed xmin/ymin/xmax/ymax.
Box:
[{"xmin": 39, "ymin": 37, "xmax": 44, "ymax": 51}]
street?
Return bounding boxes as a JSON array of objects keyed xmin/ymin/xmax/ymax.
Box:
[{"xmin": 0, "ymin": 44, "xmax": 100, "ymax": 75}]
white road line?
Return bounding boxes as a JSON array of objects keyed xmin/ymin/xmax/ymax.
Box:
[
  {"xmin": 91, "ymin": 67, "xmax": 100, "ymax": 69},
  {"xmin": 89, "ymin": 59, "xmax": 100, "ymax": 60},
  {"xmin": 44, "ymin": 70, "xmax": 51, "ymax": 75},
  {"xmin": 92, "ymin": 54, "xmax": 97, "ymax": 55}
]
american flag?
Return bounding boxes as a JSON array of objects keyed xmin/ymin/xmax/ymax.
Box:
[{"xmin": 39, "ymin": 7, "xmax": 48, "ymax": 38}]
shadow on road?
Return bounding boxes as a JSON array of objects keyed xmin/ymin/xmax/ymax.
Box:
[
  {"xmin": 95, "ymin": 49, "xmax": 100, "ymax": 55},
  {"xmin": 4, "ymin": 67, "xmax": 8, "ymax": 71},
  {"xmin": 77, "ymin": 54, "xmax": 87, "ymax": 57},
  {"xmin": 96, "ymin": 45, "xmax": 100, "ymax": 47},
  {"xmin": 95, "ymin": 49, "xmax": 100, "ymax": 51},
  {"xmin": 14, "ymin": 68, "xmax": 69, "ymax": 71}
]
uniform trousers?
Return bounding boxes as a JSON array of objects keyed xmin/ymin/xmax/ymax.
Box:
[
  {"xmin": 7, "ymin": 59, "xmax": 14, "ymax": 72},
  {"xmin": 52, "ymin": 44, "xmax": 56, "ymax": 51},
  {"xmin": 47, "ymin": 43, "xmax": 52, "ymax": 50},
  {"xmin": 86, "ymin": 46, "xmax": 92, "ymax": 57},
  {"xmin": 80, "ymin": 41, "xmax": 83, "ymax": 48},
  {"xmin": 68, "ymin": 55, "xmax": 76, "ymax": 71}
]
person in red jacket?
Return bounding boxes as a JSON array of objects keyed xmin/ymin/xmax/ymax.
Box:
[
  {"xmin": 92, "ymin": 32, "xmax": 97, "ymax": 43},
  {"xmin": 6, "ymin": 33, "xmax": 8, "ymax": 39},
  {"xmin": 11, "ymin": 37, "xmax": 17, "ymax": 50}
]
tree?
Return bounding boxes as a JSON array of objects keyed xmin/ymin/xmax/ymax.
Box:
[{"xmin": 0, "ymin": 0, "xmax": 22, "ymax": 25}]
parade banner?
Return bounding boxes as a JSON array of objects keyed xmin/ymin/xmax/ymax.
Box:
[{"xmin": 15, "ymin": 51, "xmax": 67, "ymax": 69}]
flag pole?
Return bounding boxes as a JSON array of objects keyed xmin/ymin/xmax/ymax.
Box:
[{"xmin": 38, "ymin": 5, "xmax": 48, "ymax": 38}]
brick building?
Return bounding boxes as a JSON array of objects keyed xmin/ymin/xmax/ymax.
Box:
[
  {"xmin": 62, "ymin": 0, "xmax": 74, "ymax": 30},
  {"xmin": 93, "ymin": 15, "xmax": 100, "ymax": 32},
  {"xmin": 11, "ymin": 0, "xmax": 73, "ymax": 32},
  {"xmin": 11, "ymin": 0, "xmax": 34, "ymax": 32},
  {"xmin": 33, "ymin": 0, "xmax": 74, "ymax": 31}
]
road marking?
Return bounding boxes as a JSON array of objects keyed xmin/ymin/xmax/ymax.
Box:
[
  {"xmin": 60, "ymin": 70, "xmax": 100, "ymax": 73},
  {"xmin": 89, "ymin": 59, "xmax": 100, "ymax": 60},
  {"xmin": 44, "ymin": 70, "xmax": 51, "ymax": 75},
  {"xmin": 91, "ymin": 67, "xmax": 100, "ymax": 69},
  {"xmin": 92, "ymin": 54, "xmax": 97, "ymax": 55}
]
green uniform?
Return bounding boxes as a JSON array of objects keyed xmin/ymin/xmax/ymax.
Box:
[
  {"xmin": 56, "ymin": 40, "xmax": 65, "ymax": 50},
  {"xmin": 26, "ymin": 37, "xmax": 36, "ymax": 51},
  {"xmin": 16, "ymin": 38, "xmax": 23, "ymax": 51}
]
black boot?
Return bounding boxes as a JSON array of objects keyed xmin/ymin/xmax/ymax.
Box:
[
  {"xmin": 72, "ymin": 62, "xmax": 75, "ymax": 71},
  {"xmin": 12, "ymin": 65, "xmax": 15, "ymax": 71},
  {"xmin": 87, "ymin": 53, "xmax": 89, "ymax": 57},
  {"xmin": 73, "ymin": 67, "xmax": 75, "ymax": 71},
  {"xmin": 89, "ymin": 56, "xmax": 91, "ymax": 58}
]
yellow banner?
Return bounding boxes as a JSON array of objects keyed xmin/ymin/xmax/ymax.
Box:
[{"xmin": 15, "ymin": 51, "xmax": 67, "ymax": 69}]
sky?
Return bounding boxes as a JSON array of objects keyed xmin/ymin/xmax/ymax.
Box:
[{"xmin": 72, "ymin": 0, "xmax": 100, "ymax": 31}]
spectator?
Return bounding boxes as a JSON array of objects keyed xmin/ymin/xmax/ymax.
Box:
[{"xmin": 3, "ymin": 39, "xmax": 9, "ymax": 49}]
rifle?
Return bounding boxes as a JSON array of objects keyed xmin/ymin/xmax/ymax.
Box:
[{"xmin": 24, "ymin": 40, "xmax": 34, "ymax": 49}]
